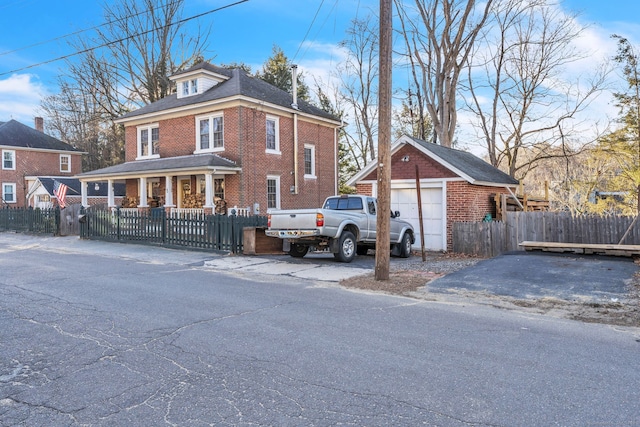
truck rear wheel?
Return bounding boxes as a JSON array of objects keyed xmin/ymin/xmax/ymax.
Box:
[
  {"xmin": 289, "ymin": 244, "xmax": 309, "ymax": 258},
  {"xmin": 334, "ymin": 231, "xmax": 356, "ymax": 263}
]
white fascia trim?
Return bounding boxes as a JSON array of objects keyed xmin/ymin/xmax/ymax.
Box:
[
  {"xmin": 169, "ymin": 69, "xmax": 230, "ymax": 82},
  {"xmin": 0, "ymin": 145, "xmax": 87, "ymax": 155},
  {"xmin": 115, "ymin": 96, "xmax": 343, "ymax": 128}
]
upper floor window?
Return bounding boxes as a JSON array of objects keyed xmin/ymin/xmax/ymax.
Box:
[
  {"xmin": 196, "ymin": 114, "xmax": 224, "ymax": 152},
  {"xmin": 304, "ymin": 144, "xmax": 316, "ymax": 178},
  {"xmin": 2, "ymin": 150, "xmax": 15, "ymax": 170},
  {"xmin": 266, "ymin": 116, "xmax": 280, "ymax": 153},
  {"xmin": 60, "ymin": 154, "xmax": 71, "ymax": 173},
  {"xmin": 182, "ymin": 79, "xmax": 198, "ymax": 96},
  {"xmin": 2, "ymin": 183, "xmax": 16, "ymax": 203},
  {"xmin": 137, "ymin": 124, "xmax": 160, "ymax": 159}
]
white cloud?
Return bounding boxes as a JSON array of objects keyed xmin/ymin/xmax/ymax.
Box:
[{"xmin": 0, "ymin": 74, "xmax": 48, "ymax": 123}]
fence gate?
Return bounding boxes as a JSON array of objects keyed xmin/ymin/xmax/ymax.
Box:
[{"xmin": 59, "ymin": 204, "xmax": 82, "ymax": 236}]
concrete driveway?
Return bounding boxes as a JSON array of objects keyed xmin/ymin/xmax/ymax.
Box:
[{"xmin": 424, "ymin": 251, "xmax": 639, "ymax": 303}]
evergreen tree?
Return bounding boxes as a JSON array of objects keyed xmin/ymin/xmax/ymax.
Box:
[{"xmin": 256, "ymin": 46, "xmax": 310, "ymax": 102}]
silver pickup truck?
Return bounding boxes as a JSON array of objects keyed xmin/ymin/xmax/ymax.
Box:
[{"xmin": 265, "ymin": 194, "xmax": 415, "ymax": 262}]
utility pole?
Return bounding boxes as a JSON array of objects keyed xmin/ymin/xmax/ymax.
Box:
[{"xmin": 375, "ymin": 0, "xmax": 392, "ymax": 281}]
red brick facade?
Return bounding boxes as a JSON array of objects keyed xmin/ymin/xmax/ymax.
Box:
[
  {"xmin": 1, "ymin": 148, "xmax": 82, "ymax": 207},
  {"xmin": 122, "ymin": 105, "xmax": 338, "ymax": 211},
  {"xmin": 353, "ymin": 144, "xmax": 512, "ymax": 251}
]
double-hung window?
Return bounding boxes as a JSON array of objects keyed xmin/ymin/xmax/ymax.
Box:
[
  {"xmin": 266, "ymin": 116, "xmax": 280, "ymax": 153},
  {"xmin": 137, "ymin": 124, "xmax": 160, "ymax": 159},
  {"xmin": 2, "ymin": 183, "xmax": 16, "ymax": 203},
  {"xmin": 2, "ymin": 150, "xmax": 15, "ymax": 170},
  {"xmin": 196, "ymin": 114, "xmax": 224, "ymax": 152},
  {"xmin": 267, "ymin": 175, "xmax": 280, "ymax": 209},
  {"xmin": 304, "ymin": 144, "xmax": 316, "ymax": 178},
  {"xmin": 182, "ymin": 79, "xmax": 198, "ymax": 96},
  {"xmin": 60, "ymin": 154, "xmax": 71, "ymax": 173}
]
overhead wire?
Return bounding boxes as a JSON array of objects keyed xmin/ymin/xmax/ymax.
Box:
[
  {"xmin": 0, "ymin": 0, "xmax": 185, "ymax": 58},
  {"xmin": 0, "ymin": 0, "xmax": 249, "ymax": 77}
]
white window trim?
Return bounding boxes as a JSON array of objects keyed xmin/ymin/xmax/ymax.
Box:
[
  {"xmin": 2, "ymin": 183, "xmax": 16, "ymax": 203},
  {"xmin": 2, "ymin": 150, "xmax": 15, "ymax": 170},
  {"xmin": 265, "ymin": 116, "xmax": 281, "ymax": 154},
  {"xmin": 136, "ymin": 124, "xmax": 160, "ymax": 160},
  {"xmin": 304, "ymin": 144, "xmax": 316, "ymax": 179},
  {"xmin": 194, "ymin": 113, "xmax": 224, "ymax": 154},
  {"xmin": 59, "ymin": 154, "xmax": 71, "ymax": 173},
  {"xmin": 267, "ymin": 175, "xmax": 281, "ymax": 210}
]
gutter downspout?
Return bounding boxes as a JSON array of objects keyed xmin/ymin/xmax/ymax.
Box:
[{"xmin": 291, "ymin": 65, "xmax": 299, "ymax": 195}]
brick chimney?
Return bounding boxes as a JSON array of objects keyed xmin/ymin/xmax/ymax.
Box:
[{"xmin": 34, "ymin": 116, "xmax": 44, "ymax": 132}]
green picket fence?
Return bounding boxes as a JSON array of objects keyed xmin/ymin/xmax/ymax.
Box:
[
  {"xmin": 80, "ymin": 207, "xmax": 267, "ymax": 253},
  {"xmin": 0, "ymin": 206, "xmax": 59, "ymax": 234}
]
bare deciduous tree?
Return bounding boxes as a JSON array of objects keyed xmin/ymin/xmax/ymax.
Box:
[
  {"xmin": 338, "ymin": 16, "xmax": 379, "ymax": 169},
  {"xmin": 464, "ymin": 0, "xmax": 608, "ymax": 178},
  {"xmin": 395, "ymin": 0, "xmax": 493, "ymax": 147},
  {"xmin": 42, "ymin": 0, "xmax": 209, "ymax": 168}
]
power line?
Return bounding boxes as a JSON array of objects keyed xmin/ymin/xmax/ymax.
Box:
[
  {"xmin": 0, "ymin": 0, "xmax": 249, "ymax": 78},
  {"xmin": 0, "ymin": 0, "xmax": 184, "ymax": 58},
  {"xmin": 293, "ymin": 0, "xmax": 326, "ymax": 62}
]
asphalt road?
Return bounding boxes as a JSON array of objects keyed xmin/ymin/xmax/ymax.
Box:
[{"xmin": 1, "ymin": 235, "xmax": 640, "ymax": 426}]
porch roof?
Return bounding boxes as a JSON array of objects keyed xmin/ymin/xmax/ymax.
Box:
[{"xmin": 77, "ymin": 153, "xmax": 240, "ymax": 181}]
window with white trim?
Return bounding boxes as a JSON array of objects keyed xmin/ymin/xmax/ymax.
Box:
[
  {"xmin": 60, "ymin": 154, "xmax": 71, "ymax": 172},
  {"xmin": 196, "ymin": 114, "xmax": 224, "ymax": 152},
  {"xmin": 2, "ymin": 183, "xmax": 16, "ymax": 203},
  {"xmin": 304, "ymin": 144, "xmax": 316, "ymax": 178},
  {"xmin": 265, "ymin": 116, "xmax": 280, "ymax": 153},
  {"xmin": 267, "ymin": 175, "xmax": 280, "ymax": 209},
  {"xmin": 182, "ymin": 79, "xmax": 198, "ymax": 96},
  {"xmin": 2, "ymin": 150, "xmax": 15, "ymax": 170},
  {"xmin": 137, "ymin": 124, "xmax": 160, "ymax": 159}
]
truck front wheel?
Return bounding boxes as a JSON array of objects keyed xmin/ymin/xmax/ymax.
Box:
[
  {"xmin": 289, "ymin": 244, "xmax": 309, "ymax": 258},
  {"xmin": 334, "ymin": 231, "xmax": 357, "ymax": 263},
  {"xmin": 399, "ymin": 232, "xmax": 412, "ymax": 258}
]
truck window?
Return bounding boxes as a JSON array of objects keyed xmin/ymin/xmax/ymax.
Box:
[
  {"xmin": 367, "ymin": 199, "xmax": 376, "ymax": 215},
  {"xmin": 324, "ymin": 197, "xmax": 364, "ymax": 210}
]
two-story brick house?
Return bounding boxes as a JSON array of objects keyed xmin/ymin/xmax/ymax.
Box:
[
  {"xmin": 77, "ymin": 62, "xmax": 343, "ymax": 214},
  {"xmin": 0, "ymin": 118, "xmax": 84, "ymax": 208}
]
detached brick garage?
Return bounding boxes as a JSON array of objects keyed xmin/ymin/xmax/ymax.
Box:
[{"xmin": 347, "ymin": 135, "xmax": 519, "ymax": 251}]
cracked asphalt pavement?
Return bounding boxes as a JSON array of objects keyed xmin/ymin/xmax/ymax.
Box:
[{"xmin": 1, "ymin": 234, "xmax": 640, "ymax": 426}]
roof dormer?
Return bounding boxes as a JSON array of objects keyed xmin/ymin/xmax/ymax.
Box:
[{"xmin": 170, "ymin": 63, "xmax": 231, "ymax": 99}]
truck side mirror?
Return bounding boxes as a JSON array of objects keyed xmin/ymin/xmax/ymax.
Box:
[{"xmin": 394, "ymin": 211, "xmax": 401, "ymax": 218}]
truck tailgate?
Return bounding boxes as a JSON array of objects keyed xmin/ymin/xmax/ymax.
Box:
[{"xmin": 268, "ymin": 209, "xmax": 319, "ymax": 230}]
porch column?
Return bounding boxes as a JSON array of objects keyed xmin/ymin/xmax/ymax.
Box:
[
  {"xmin": 107, "ymin": 179, "xmax": 115, "ymax": 207},
  {"xmin": 164, "ymin": 175, "xmax": 175, "ymax": 207},
  {"xmin": 81, "ymin": 181, "xmax": 88, "ymax": 207},
  {"xmin": 139, "ymin": 177, "xmax": 148, "ymax": 207},
  {"xmin": 204, "ymin": 173, "xmax": 214, "ymax": 208}
]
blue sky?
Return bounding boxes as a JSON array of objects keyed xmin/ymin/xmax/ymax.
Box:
[{"xmin": 1, "ymin": 0, "xmax": 640, "ymax": 130}]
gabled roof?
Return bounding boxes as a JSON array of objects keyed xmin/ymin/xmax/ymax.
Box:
[
  {"xmin": 0, "ymin": 120, "xmax": 82, "ymax": 152},
  {"xmin": 347, "ymin": 135, "xmax": 519, "ymax": 187},
  {"xmin": 116, "ymin": 63, "xmax": 341, "ymax": 124},
  {"xmin": 36, "ymin": 177, "xmax": 126, "ymax": 197},
  {"xmin": 77, "ymin": 153, "xmax": 240, "ymax": 180}
]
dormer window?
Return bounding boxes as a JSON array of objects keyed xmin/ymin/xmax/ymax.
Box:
[{"xmin": 181, "ymin": 79, "xmax": 198, "ymax": 96}]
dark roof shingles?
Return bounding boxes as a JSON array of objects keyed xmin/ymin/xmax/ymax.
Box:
[{"xmin": 0, "ymin": 120, "xmax": 80, "ymax": 152}]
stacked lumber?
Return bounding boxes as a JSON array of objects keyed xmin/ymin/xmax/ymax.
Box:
[{"xmin": 493, "ymin": 193, "xmax": 549, "ymax": 220}]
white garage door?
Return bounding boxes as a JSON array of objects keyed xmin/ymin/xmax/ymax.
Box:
[{"xmin": 391, "ymin": 186, "xmax": 445, "ymax": 251}]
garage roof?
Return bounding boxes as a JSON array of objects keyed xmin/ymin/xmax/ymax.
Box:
[{"xmin": 347, "ymin": 135, "xmax": 519, "ymax": 187}]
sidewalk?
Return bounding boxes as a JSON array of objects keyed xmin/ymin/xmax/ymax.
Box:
[{"xmin": 0, "ymin": 233, "xmax": 372, "ymax": 282}]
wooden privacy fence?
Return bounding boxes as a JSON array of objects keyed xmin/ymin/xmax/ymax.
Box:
[
  {"xmin": 453, "ymin": 211, "xmax": 640, "ymax": 257},
  {"xmin": 80, "ymin": 207, "xmax": 268, "ymax": 253}
]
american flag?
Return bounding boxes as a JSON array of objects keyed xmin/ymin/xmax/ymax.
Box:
[{"xmin": 53, "ymin": 180, "xmax": 68, "ymax": 209}]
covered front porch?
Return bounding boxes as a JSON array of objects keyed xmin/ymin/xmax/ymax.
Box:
[{"xmin": 77, "ymin": 154, "xmax": 244, "ymax": 215}]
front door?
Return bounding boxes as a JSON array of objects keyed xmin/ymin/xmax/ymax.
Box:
[{"xmin": 178, "ymin": 178, "xmax": 191, "ymax": 208}]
